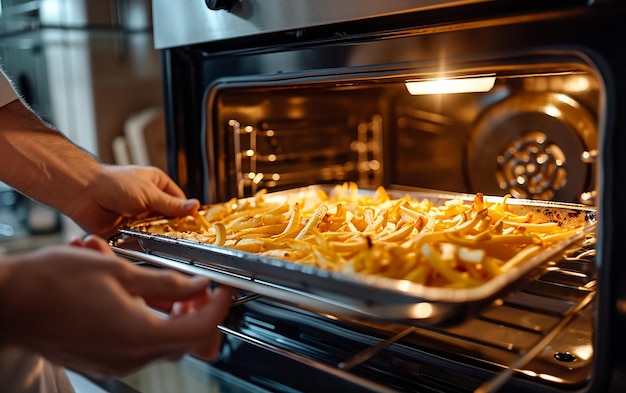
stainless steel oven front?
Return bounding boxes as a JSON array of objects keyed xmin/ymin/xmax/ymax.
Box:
[{"xmin": 137, "ymin": 0, "xmax": 626, "ymax": 391}]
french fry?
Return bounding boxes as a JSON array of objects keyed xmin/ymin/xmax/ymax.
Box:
[
  {"xmin": 274, "ymin": 203, "xmax": 302, "ymax": 238},
  {"xmin": 296, "ymin": 204, "xmax": 328, "ymax": 240},
  {"xmin": 213, "ymin": 222, "xmax": 227, "ymax": 246}
]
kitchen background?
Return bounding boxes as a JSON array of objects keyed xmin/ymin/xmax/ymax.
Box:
[
  {"xmin": 0, "ymin": 3, "xmax": 243, "ymax": 390},
  {"xmin": 0, "ymin": 0, "xmax": 166, "ymax": 252}
]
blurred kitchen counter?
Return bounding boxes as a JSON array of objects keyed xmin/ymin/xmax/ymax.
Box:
[{"xmin": 0, "ymin": 232, "xmax": 64, "ymax": 255}]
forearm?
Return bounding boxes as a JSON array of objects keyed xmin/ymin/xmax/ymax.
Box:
[{"xmin": 0, "ymin": 99, "xmax": 105, "ymax": 215}]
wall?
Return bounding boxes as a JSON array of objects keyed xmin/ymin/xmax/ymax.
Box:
[{"xmin": 0, "ymin": 0, "xmax": 164, "ymax": 164}]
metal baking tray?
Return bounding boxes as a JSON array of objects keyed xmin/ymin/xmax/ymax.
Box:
[{"xmin": 112, "ymin": 185, "xmax": 596, "ymax": 324}]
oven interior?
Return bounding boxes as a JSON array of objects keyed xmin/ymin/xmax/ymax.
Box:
[
  {"xmin": 188, "ymin": 55, "xmax": 601, "ymax": 392},
  {"xmin": 207, "ymin": 58, "xmax": 599, "ymax": 207}
]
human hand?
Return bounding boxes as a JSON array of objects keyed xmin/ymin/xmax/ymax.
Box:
[
  {"xmin": 0, "ymin": 236, "xmax": 234, "ymax": 377},
  {"xmin": 70, "ymin": 235, "xmax": 224, "ymax": 322},
  {"xmin": 63, "ymin": 164, "xmax": 200, "ymax": 238}
]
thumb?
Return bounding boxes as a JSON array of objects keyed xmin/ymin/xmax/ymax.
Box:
[
  {"xmin": 73, "ymin": 235, "xmax": 114, "ymax": 255},
  {"xmin": 149, "ymin": 196, "xmax": 200, "ymax": 218},
  {"xmin": 164, "ymin": 285, "xmax": 235, "ymax": 356}
]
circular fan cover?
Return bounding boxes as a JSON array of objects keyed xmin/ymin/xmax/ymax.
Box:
[{"xmin": 467, "ymin": 92, "xmax": 597, "ymax": 202}]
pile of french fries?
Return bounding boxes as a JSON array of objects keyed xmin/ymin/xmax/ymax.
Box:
[{"xmin": 134, "ymin": 183, "xmax": 587, "ymax": 288}]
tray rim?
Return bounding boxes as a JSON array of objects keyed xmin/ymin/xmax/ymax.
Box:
[{"xmin": 118, "ymin": 185, "xmax": 597, "ymax": 311}]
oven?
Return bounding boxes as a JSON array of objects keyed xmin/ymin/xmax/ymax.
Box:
[{"xmin": 112, "ymin": 1, "xmax": 626, "ymax": 392}]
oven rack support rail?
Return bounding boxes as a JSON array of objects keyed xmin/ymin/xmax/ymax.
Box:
[{"xmin": 111, "ymin": 235, "xmax": 597, "ymax": 393}]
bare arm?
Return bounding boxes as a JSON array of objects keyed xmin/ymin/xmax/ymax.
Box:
[
  {"xmin": 0, "ymin": 98, "xmax": 199, "ymax": 236},
  {"xmin": 0, "ymin": 71, "xmax": 232, "ymax": 376},
  {"xmin": 0, "ymin": 99, "xmax": 103, "ymax": 212}
]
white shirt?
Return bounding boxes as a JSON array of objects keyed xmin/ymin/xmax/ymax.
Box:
[
  {"xmin": 0, "ymin": 347, "xmax": 75, "ymax": 393},
  {"xmin": 0, "ymin": 70, "xmax": 19, "ymax": 108}
]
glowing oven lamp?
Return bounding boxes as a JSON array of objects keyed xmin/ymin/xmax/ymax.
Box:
[{"xmin": 405, "ymin": 75, "xmax": 496, "ymax": 95}]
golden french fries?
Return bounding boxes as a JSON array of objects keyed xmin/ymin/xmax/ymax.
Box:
[{"xmin": 132, "ymin": 183, "xmax": 589, "ymax": 289}]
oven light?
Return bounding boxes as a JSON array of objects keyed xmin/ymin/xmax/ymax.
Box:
[{"xmin": 405, "ymin": 75, "xmax": 496, "ymax": 95}]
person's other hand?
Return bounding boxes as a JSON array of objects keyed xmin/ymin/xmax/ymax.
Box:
[
  {"xmin": 0, "ymin": 236, "xmax": 234, "ymax": 377},
  {"xmin": 64, "ymin": 165, "xmax": 200, "ymax": 238},
  {"xmin": 70, "ymin": 235, "xmax": 219, "ymax": 320}
]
